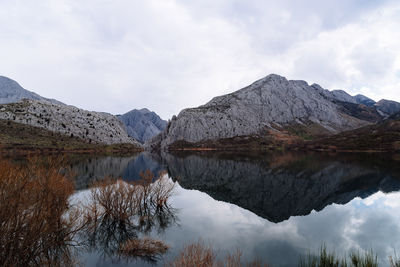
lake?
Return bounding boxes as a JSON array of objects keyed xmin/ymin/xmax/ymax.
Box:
[{"xmin": 67, "ymin": 151, "xmax": 400, "ymax": 266}]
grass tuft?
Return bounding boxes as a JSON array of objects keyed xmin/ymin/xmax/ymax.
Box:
[{"xmin": 299, "ymin": 246, "xmax": 378, "ymax": 267}]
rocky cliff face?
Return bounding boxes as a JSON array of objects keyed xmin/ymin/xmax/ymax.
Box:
[
  {"xmin": 0, "ymin": 76, "xmax": 63, "ymax": 105},
  {"xmin": 148, "ymin": 74, "xmax": 377, "ymax": 150},
  {"xmin": 0, "ymin": 99, "xmax": 140, "ymax": 145},
  {"xmin": 117, "ymin": 108, "xmax": 167, "ymax": 144}
]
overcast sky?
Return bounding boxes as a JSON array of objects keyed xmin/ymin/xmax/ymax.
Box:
[{"xmin": 0, "ymin": 0, "xmax": 399, "ymax": 119}]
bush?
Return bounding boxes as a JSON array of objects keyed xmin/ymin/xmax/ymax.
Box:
[
  {"xmin": 167, "ymin": 240, "xmax": 269, "ymax": 267},
  {"xmin": 0, "ymin": 157, "xmax": 78, "ymax": 266},
  {"xmin": 80, "ymin": 170, "xmax": 177, "ymax": 262}
]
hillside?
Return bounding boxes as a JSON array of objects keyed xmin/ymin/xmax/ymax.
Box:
[
  {"xmin": 298, "ymin": 112, "xmax": 400, "ymax": 152},
  {"xmin": 0, "ymin": 99, "xmax": 141, "ymax": 146},
  {"xmin": 117, "ymin": 108, "xmax": 167, "ymax": 143},
  {"xmin": 0, "ymin": 76, "xmax": 63, "ymax": 105},
  {"xmin": 148, "ymin": 74, "xmax": 387, "ymax": 151},
  {"xmin": 0, "ymin": 119, "xmax": 142, "ymax": 154}
]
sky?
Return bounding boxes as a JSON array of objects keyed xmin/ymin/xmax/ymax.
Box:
[{"xmin": 0, "ymin": 0, "xmax": 399, "ymax": 120}]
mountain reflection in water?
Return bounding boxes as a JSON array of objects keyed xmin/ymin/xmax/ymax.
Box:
[
  {"xmin": 71, "ymin": 151, "xmax": 400, "ymax": 224},
  {"xmin": 66, "ymin": 151, "xmax": 400, "ymax": 266},
  {"xmin": 163, "ymin": 151, "xmax": 400, "ymax": 223}
]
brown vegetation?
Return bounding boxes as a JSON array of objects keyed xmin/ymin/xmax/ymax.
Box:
[
  {"xmin": 0, "ymin": 157, "xmax": 80, "ymax": 266},
  {"xmin": 167, "ymin": 240, "xmax": 269, "ymax": 267},
  {"xmin": 79, "ymin": 170, "xmax": 177, "ymax": 262},
  {"xmin": 0, "ymin": 157, "xmax": 176, "ymax": 265},
  {"xmin": 296, "ymin": 118, "xmax": 400, "ymax": 152},
  {"xmin": 119, "ymin": 237, "xmax": 169, "ymax": 258},
  {"xmin": 0, "ymin": 119, "xmax": 142, "ymax": 155}
]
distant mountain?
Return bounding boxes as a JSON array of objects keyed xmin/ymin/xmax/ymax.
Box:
[
  {"xmin": 0, "ymin": 76, "xmax": 142, "ymax": 147},
  {"xmin": 148, "ymin": 74, "xmax": 385, "ymax": 151},
  {"xmin": 0, "ymin": 99, "xmax": 140, "ymax": 146},
  {"xmin": 299, "ymin": 111, "xmax": 400, "ymax": 152},
  {"xmin": 375, "ymin": 99, "xmax": 400, "ymax": 117},
  {"xmin": 354, "ymin": 94, "xmax": 376, "ymax": 107},
  {"xmin": 117, "ymin": 108, "xmax": 167, "ymax": 144},
  {"xmin": 0, "ymin": 76, "xmax": 63, "ymax": 105}
]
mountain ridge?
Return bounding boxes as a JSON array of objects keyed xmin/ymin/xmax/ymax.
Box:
[
  {"xmin": 0, "ymin": 76, "xmax": 64, "ymax": 105},
  {"xmin": 148, "ymin": 74, "xmax": 396, "ymax": 151},
  {"xmin": 117, "ymin": 108, "xmax": 167, "ymax": 144}
]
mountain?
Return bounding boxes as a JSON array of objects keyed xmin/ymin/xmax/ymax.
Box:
[
  {"xmin": 0, "ymin": 119, "xmax": 142, "ymax": 154},
  {"xmin": 117, "ymin": 108, "xmax": 167, "ymax": 144},
  {"xmin": 0, "ymin": 99, "xmax": 140, "ymax": 146},
  {"xmin": 298, "ymin": 111, "xmax": 400, "ymax": 152},
  {"xmin": 375, "ymin": 99, "xmax": 400, "ymax": 117},
  {"xmin": 354, "ymin": 94, "xmax": 376, "ymax": 107},
  {"xmin": 0, "ymin": 76, "xmax": 63, "ymax": 105},
  {"xmin": 148, "ymin": 74, "xmax": 383, "ymax": 151}
]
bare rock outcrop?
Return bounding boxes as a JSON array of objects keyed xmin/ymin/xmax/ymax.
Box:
[
  {"xmin": 117, "ymin": 108, "xmax": 167, "ymax": 144},
  {"xmin": 0, "ymin": 76, "xmax": 63, "ymax": 105},
  {"xmin": 375, "ymin": 99, "xmax": 400, "ymax": 117},
  {"xmin": 0, "ymin": 99, "xmax": 140, "ymax": 145},
  {"xmin": 148, "ymin": 74, "xmax": 373, "ymax": 150}
]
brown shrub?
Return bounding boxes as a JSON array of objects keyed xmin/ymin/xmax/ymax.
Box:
[
  {"xmin": 80, "ymin": 170, "xmax": 177, "ymax": 262},
  {"xmin": 119, "ymin": 237, "xmax": 169, "ymax": 259},
  {"xmin": 167, "ymin": 240, "xmax": 270, "ymax": 267},
  {"xmin": 0, "ymin": 157, "xmax": 78, "ymax": 266},
  {"xmin": 168, "ymin": 240, "xmax": 217, "ymax": 267},
  {"xmin": 90, "ymin": 177, "xmax": 140, "ymax": 223}
]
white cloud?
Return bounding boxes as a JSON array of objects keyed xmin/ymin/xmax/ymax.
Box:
[{"xmin": 0, "ymin": 0, "xmax": 399, "ymax": 118}]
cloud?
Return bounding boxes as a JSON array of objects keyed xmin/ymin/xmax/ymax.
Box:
[{"xmin": 0, "ymin": 0, "xmax": 399, "ymax": 118}]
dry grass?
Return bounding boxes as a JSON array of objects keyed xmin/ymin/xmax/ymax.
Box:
[
  {"xmin": 0, "ymin": 157, "xmax": 79, "ymax": 266},
  {"xmin": 167, "ymin": 240, "xmax": 269, "ymax": 267},
  {"xmin": 80, "ymin": 170, "xmax": 177, "ymax": 262},
  {"xmin": 85, "ymin": 170, "xmax": 176, "ymax": 225},
  {"xmin": 119, "ymin": 237, "xmax": 169, "ymax": 259},
  {"xmin": 167, "ymin": 240, "xmax": 217, "ymax": 267}
]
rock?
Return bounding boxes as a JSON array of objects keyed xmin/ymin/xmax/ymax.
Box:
[
  {"xmin": 117, "ymin": 108, "xmax": 167, "ymax": 144},
  {"xmin": 0, "ymin": 99, "xmax": 140, "ymax": 145},
  {"xmin": 354, "ymin": 94, "xmax": 376, "ymax": 107},
  {"xmin": 0, "ymin": 76, "xmax": 64, "ymax": 105},
  {"xmin": 149, "ymin": 74, "xmax": 373, "ymax": 150},
  {"xmin": 375, "ymin": 99, "xmax": 400, "ymax": 117}
]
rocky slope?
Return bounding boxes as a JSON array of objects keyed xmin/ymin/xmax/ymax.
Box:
[
  {"xmin": 354, "ymin": 94, "xmax": 376, "ymax": 107},
  {"xmin": 0, "ymin": 76, "xmax": 63, "ymax": 105},
  {"xmin": 148, "ymin": 74, "xmax": 386, "ymax": 150},
  {"xmin": 117, "ymin": 108, "xmax": 167, "ymax": 143},
  {"xmin": 0, "ymin": 119, "xmax": 141, "ymax": 154},
  {"xmin": 375, "ymin": 99, "xmax": 400, "ymax": 117},
  {"xmin": 0, "ymin": 99, "xmax": 140, "ymax": 146},
  {"xmin": 298, "ymin": 111, "xmax": 400, "ymax": 152}
]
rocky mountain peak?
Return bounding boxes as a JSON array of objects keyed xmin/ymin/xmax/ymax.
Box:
[
  {"xmin": 148, "ymin": 74, "xmax": 376, "ymax": 150},
  {"xmin": 354, "ymin": 94, "xmax": 376, "ymax": 107},
  {"xmin": 0, "ymin": 75, "xmax": 63, "ymax": 105},
  {"xmin": 375, "ymin": 99, "xmax": 400, "ymax": 116},
  {"xmin": 139, "ymin": 108, "xmax": 151, "ymax": 114},
  {"xmin": 117, "ymin": 108, "xmax": 167, "ymax": 144}
]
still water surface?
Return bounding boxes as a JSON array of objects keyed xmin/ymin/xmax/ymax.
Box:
[{"xmin": 70, "ymin": 151, "xmax": 400, "ymax": 266}]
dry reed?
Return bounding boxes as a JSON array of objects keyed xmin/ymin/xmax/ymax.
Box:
[{"xmin": 0, "ymin": 157, "xmax": 79, "ymax": 266}]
